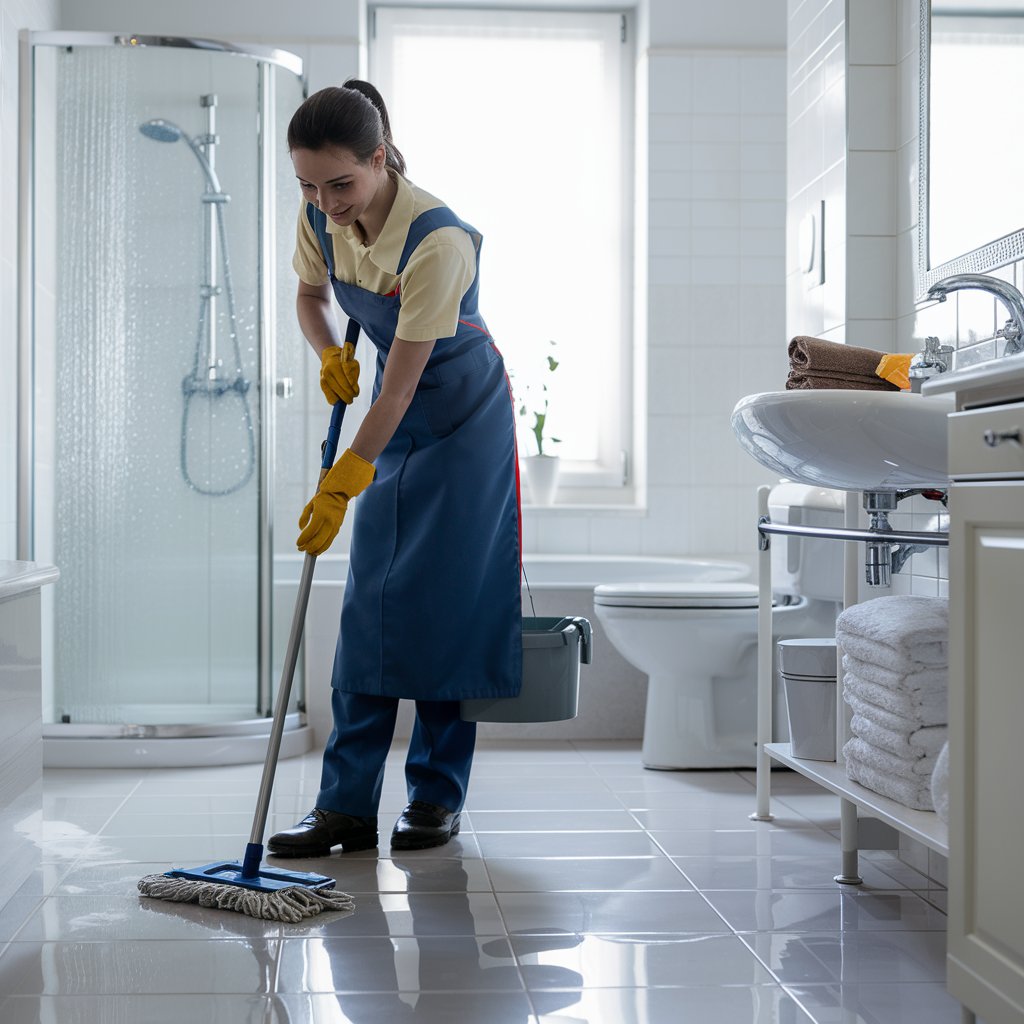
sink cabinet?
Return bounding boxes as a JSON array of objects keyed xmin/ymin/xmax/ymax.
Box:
[{"xmin": 947, "ymin": 401, "xmax": 1024, "ymax": 1023}]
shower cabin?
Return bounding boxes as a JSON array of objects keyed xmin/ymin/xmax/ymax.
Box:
[{"xmin": 17, "ymin": 32, "xmax": 313, "ymax": 767}]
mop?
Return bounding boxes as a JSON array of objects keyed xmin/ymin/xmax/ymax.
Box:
[{"xmin": 138, "ymin": 321, "xmax": 362, "ymax": 922}]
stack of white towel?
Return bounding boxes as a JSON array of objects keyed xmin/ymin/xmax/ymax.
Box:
[{"xmin": 836, "ymin": 595, "xmax": 949, "ymax": 813}]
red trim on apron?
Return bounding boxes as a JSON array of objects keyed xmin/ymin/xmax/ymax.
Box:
[{"xmin": 491, "ymin": 341, "xmax": 523, "ymax": 568}]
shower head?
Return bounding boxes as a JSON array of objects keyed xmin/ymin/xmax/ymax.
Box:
[
  {"xmin": 139, "ymin": 118, "xmax": 183, "ymax": 143},
  {"xmin": 139, "ymin": 117, "xmax": 225, "ymax": 196}
]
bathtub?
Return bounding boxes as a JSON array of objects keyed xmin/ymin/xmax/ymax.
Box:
[{"xmin": 285, "ymin": 553, "xmax": 754, "ymax": 743}]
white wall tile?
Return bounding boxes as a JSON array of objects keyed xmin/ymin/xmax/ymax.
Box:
[
  {"xmin": 649, "ymin": 56, "xmax": 694, "ymax": 114},
  {"xmin": 741, "ymin": 56, "xmax": 787, "ymax": 114},
  {"xmin": 847, "ymin": 0, "xmax": 897, "ymax": 66},
  {"xmin": 691, "ymin": 226, "xmax": 739, "ymax": 258},
  {"xmin": 847, "ymin": 65, "xmax": 898, "ymax": 150},
  {"xmin": 649, "ymin": 254, "xmax": 692, "ymax": 286},
  {"xmin": 649, "ymin": 224, "xmax": 692, "ymax": 259},
  {"xmin": 647, "ymin": 283, "xmax": 693, "ymax": 347},
  {"xmin": 647, "ymin": 416, "xmax": 692, "ymax": 486},
  {"xmin": 847, "ymin": 150, "xmax": 896, "ymax": 236},
  {"xmin": 693, "ymin": 55, "xmax": 740, "ymax": 114},
  {"xmin": 691, "ymin": 255, "xmax": 740, "ymax": 286},
  {"xmin": 650, "ymin": 113, "xmax": 693, "ymax": 144},
  {"xmin": 742, "ymin": 113, "xmax": 787, "ymax": 144},
  {"xmin": 691, "ymin": 113, "xmax": 741, "ymax": 143},
  {"xmin": 847, "ymin": 236, "xmax": 896, "ymax": 320},
  {"xmin": 640, "ymin": 485, "xmax": 692, "ymax": 554},
  {"xmin": 691, "ymin": 199, "xmax": 742, "ymax": 228},
  {"xmin": 650, "ymin": 142, "xmax": 691, "ymax": 172},
  {"xmin": 647, "ymin": 347, "xmax": 692, "ymax": 415},
  {"xmin": 589, "ymin": 513, "xmax": 643, "ymax": 555}
]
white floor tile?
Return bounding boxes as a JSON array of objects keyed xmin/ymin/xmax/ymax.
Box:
[
  {"xmin": 671, "ymin": 855, "xmax": 907, "ymax": 891},
  {"xmin": 275, "ymin": 936, "xmax": 523, "ymax": 993},
  {"xmin": 742, "ymin": 930, "xmax": 948, "ymax": 985},
  {"xmin": 496, "ymin": 891, "xmax": 730, "ymax": 935},
  {"xmin": 477, "ymin": 831, "xmax": 665, "ymax": 859},
  {"xmin": 706, "ymin": 889, "xmax": 949, "ymax": 933},
  {"xmin": 650, "ymin": 827, "xmax": 839, "ymax": 858},
  {"xmin": 278, "ymin": 892, "xmax": 505, "ymax": 938},
  {"xmin": 512, "ymin": 932, "xmax": 775, "ymax": 988},
  {"xmin": 20, "ymin": 893, "xmax": 281, "ymax": 942},
  {"xmin": 533, "ymin": 985, "xmax": 814, "ymax": 1023},
  {"xmin": 0, "ymin": 994, "xmax": 270, "ymax": 1024},
  {"xmin": 262, "ymin": 855, "xmax": 494, "ymax": 894},
  {"xmin": 270, "ymin": 991, "xmax": 537, "ymax": 1023},
  {"xmin": 786, "ymin": 981, "xmax": 966, "ymax": 1023},
  {"xmin": 468, "ymin": 809, "xmax": 641, "ymax": 833},
  {"xmin": 485, "ymin": 856, "xmax": 689, "ymax": 892},
  {"xmin": 0, "ymin": 938, "xmax": 280, "ymax": 994}
]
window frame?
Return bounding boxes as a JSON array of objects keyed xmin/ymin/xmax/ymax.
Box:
[{"xmin": 370, "ymin": 4, "xmax": 636, "ymax": 504}]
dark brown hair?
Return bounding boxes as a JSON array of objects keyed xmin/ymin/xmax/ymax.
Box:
[{"xmin": 287, "ymin": 79, "xmax": 406, "ymax": 176}]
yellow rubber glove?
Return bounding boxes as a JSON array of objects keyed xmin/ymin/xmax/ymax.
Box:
[
  {"xmin": 297, "ymin": 448, "xmax": 376, "ymax": 556},
  {"xmin": 875, "ymin": 353, "xmax": 913, "ymax": 391},
  {"xmin": 320, "ymin": 342, "xmax": 360, "ymax": 406}
]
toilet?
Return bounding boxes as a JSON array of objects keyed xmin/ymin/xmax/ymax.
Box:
[{"xmin": 593, "ymin": 483, "xmax": 845, "ymax": 769}]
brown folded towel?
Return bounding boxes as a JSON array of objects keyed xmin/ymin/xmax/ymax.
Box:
[
  {"xmin": 789, "ymin": 336, "xmax": 887, "ymax": 376},
  {"xmin": 787, "ymin": 371, "xmax": 900, "ymax": 391},
  {"xmin": 786, "ymin": 335, "xmax": 901, "ymax": 391}
]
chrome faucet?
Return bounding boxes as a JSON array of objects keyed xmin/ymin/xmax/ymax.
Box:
[
  {"xmin": 926, "ymin": 273, "xmax": 1024, "ymax": 356},
  {"xmin": 908, "ymin": 336, "xmax": 954, "ymax": 392}
]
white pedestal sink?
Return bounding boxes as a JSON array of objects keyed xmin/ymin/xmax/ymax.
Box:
[{"xmin": 731, "ymin": 390, "xmax": 955, "ymax": 490}]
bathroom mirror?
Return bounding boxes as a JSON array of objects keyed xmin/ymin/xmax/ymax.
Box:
[{"xmin": 918, "ymin": 0, "xmax": 1024, "ymax": 295}]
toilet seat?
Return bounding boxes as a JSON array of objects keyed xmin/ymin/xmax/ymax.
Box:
[{"xmin": 593, "ymin": 581, "xmax": 767, "ymax": 609}]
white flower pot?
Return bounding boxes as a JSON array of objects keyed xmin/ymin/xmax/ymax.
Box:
[{"xmin": 523, "ymin": 455, "xmax": 560, "ymax": 506}]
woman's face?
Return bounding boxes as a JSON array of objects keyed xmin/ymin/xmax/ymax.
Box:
[{"xmin": 292, "ymin": 144, "xmax": 387, "ymax": 228}]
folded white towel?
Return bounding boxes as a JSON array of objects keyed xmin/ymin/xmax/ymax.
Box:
[
  {"xmin": 842, "ymin": 653, "xmax": 947, "ymax": 695},
  {"xmin": 836, "ymin": 596, "xmax": 948, "ymax": 672},
  {"xmin": 931, "ymin": 742, "xmax": 950, "ymax": 824},
  {"xmin": 849, "ymin": 713, "xmax": 948, "ymax": 762},
  {"xmin": 844, "ymin": 750, "xmax": 935, "ymax": 811},
  {"xmin": 909, "ymin": 726, "xmax": 948, "ymax": 757},
  {"xmin": 845, "ymin": 737, "xmax": 937, "ymax": 778},
  {"xmin": 844, "ymin": 687, "xmax": 925, "ymax": 734},
  {"xmin": 844, "ymin": 672, "xmax": 947, "ymax": 726}
]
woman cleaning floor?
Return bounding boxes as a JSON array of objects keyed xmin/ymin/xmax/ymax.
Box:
[{"xmin": 268, "ymin": 80, "xmax": 522, "ymax": 859}]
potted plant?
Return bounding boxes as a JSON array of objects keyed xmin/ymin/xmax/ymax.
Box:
[{"xmin": 517, "ymin": 340, "xmax": 562, "ymax": 505}]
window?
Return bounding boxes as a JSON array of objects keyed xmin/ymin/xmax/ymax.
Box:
[{"xmin": 372, "ymin": 6, "xmax": 633, "ymax": 497}]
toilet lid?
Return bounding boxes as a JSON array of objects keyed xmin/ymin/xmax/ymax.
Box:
[{"xmin": 593, "ymin": 582, "xmax": 765, "ymax": 609}]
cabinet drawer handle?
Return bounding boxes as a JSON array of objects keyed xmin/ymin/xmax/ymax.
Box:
[{"xmin": 982, "ymin": 428, "xmax": 1022, "ymax": 447}]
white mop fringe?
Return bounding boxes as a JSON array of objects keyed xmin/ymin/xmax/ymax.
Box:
[{"xmin": 137, "ymin": 873, "xmax": 355, "ymax": 922}]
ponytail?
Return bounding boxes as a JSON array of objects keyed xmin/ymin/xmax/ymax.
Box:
[{"xmin": 287, "ymin": 80, "xmax": 407, "ymax": 176}]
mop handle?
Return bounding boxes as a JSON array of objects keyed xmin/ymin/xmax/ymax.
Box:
[{"xmin": 245, "ymin": 319, "xmax": 360, "ymax": 860}]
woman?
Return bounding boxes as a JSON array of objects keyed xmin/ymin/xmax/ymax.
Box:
[{"xmin": 269, "ymin": 81, "xmax": 521, "ymax": 856}]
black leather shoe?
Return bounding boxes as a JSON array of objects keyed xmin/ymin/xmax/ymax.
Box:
[
  {"xmin": 391, "ymin": 800, "xmax": 461, "ymax": 850},
  {"xmin": 268, "ymin": 807, "xmax": 377, "ymax": 858}
]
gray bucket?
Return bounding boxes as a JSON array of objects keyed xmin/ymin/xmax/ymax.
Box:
[{"xmin": 460, "ymin": 616, "xmax": 593, "ymax": 723}]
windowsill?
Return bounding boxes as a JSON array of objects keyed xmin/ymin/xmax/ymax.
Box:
[{"xmin": 521, "ymin": 502, "xmax": 646, "ymax": 514}]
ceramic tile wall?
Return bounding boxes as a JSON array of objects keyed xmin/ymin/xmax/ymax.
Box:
[{"xmin": 0, "ymin": 0, "xmax": 59, "ymax": 562}]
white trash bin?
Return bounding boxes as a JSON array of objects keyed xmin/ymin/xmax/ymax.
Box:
[{"xmin": 778, "ymin": 638, "xmax": 837, "ymax": 761}]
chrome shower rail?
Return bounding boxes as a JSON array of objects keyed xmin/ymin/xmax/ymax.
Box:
[{"xmin": 24, "ymin": 31, "xmax": 304, "ymax": 79}]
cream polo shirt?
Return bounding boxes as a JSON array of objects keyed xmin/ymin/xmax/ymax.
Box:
[{"xmin": 293, "ymin": 169, "xmax": 479, "ymax": 343}]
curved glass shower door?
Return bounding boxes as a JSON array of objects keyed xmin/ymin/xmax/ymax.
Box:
[{"xmin": 24, "ymin": 35, "xmax": 309, "ymax": 756}]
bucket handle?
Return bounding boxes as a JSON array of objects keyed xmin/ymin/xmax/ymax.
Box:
[{"xmin": 552, "ymin": 616, "xmax": 592, "ymax": 665}]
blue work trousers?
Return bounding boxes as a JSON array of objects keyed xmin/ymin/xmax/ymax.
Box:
[{"xmin": 316, "ymin": 689, "xmax": 477, "ymax": 817}]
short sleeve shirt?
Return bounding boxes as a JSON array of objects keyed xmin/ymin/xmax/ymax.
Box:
[{"xmin": 293, "ymin": 169, "xmax": 479, "ymax": 342}]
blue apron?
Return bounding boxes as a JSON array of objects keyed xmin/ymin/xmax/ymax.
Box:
[{"xmin": 307, "ymin": 202, "xmax": 523, "ymax": 701}]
